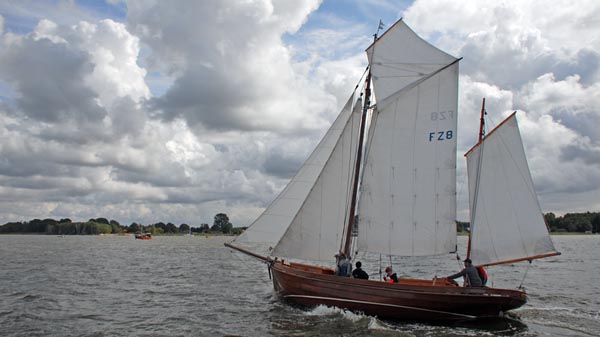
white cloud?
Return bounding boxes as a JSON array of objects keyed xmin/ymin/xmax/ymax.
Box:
[
  {"xmin": 128, "ymin": 0, "xmax": 336, "ymax": 133},
  {"xmin": 0, "ymin": 1, "xmax": 343, "ymax": 226},
  {"xmin": 75, "ymin": 19, "xmax": 150, "ymax": 106},
  {"xmin": 517, "ymin": 74, "xmax": 600, "ymax": 196},
  {"xmin": 405, "ymin": 0, "xmax": 600, "ymax": 88},
  {"xmin": 0, "ymin": 0, "xmax": 598, "ymax": 228},
  {"xmin": 0, "ymin": 16, "xmax": 181, "ymax": 224},
  {"xmin": 404, "ymin": 0, "xmax": 600, "ymax": 216}
]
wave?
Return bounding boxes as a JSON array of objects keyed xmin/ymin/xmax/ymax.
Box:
[{"xmin": 304, "ymin": 304, "xmax": 366, "ymax": 323}]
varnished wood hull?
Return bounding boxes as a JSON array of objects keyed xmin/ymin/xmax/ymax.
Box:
[{"xmin": 270, "ymin": 261, "xmax": 526, "ymax": 321}]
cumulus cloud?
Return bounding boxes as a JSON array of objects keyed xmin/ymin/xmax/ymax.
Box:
[
  {"xmin": 517, "ymin": 74, "xmax": 600, "ymax": 196},
  {"xmin": 0, "ymin": 1, "xmax": 365, "ymax": 226},
  {"xmin": 404, "ymin": 0, "xmax": 600, "ymax": 216},
  {"xmin": 1, "ymin": 32, "xmax": 103, "ymax": 123},
  {"xmin": 127, "ymin": 0, "xmax": 334, "ymax": 133},
  {"xmin": 0, "ymin": 16, "xmax": 170, "ymax": 223},
  {"xmin": 0, "ymin": 18, "xmax": 149, "ymax": 139},
  {"xmin": 0, "ymin": 0, "xmax": 598, "ymax": 227}
]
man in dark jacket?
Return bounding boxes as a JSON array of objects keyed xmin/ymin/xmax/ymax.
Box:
[
  {"xmin": 446, "ymin": 258, "xmax": 482, "ymax": 287},
  {"xmin": 352, "ymin": 261, "xmax": 369, "ymax": 279}
]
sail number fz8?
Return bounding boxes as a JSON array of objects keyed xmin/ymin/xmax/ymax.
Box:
[
  {"xmin": 429, "ymin": 130, "xmax": 453, "ymax": 142},
  {"xmin": 429, "ymin": 110, "xmax": 454, "ymax": 142}
]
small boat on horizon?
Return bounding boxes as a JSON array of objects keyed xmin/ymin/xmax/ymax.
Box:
[{"xmin": 135, "ymin": 233, "xmax": 152, "ymax": 240}]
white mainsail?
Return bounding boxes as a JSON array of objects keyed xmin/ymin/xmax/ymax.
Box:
[
  {"xmin": 357, "ymin": 20, "xmax": 459, "ymax": 256},
  {"xmin": 236, "ymin": 95, "xmax": 362, "ymax": 261},
  {"xmin": 465, "ymin": 113, "xmax": 558, "ymax": 266}
]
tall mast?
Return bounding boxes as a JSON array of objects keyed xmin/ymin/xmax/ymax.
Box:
[
  {"xmin": 467, "ymin": 97, "xmax": 486, "ymax": 259},
  {"xmin": 478, "ymin": 97, "xmax": 486, "ymax": 142},
  {"xmin": 343, "ymin": 31, "xmax": 378, "ymax": 256}
]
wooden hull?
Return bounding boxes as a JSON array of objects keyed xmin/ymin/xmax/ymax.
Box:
[{"xmin": 270, "ymin": 260, "xmax": 526, "ymax": 321}]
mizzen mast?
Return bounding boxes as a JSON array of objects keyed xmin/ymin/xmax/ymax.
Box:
[{"xmin": 466, "ymin": 97, "xmax": 487, "ymax": 259}]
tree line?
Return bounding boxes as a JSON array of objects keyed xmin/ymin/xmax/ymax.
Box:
[
  {"xmin": 0, "ymin": 213, "xmax": 246, "ymax": 235},
  {"xmin": 2, "ymin": 212, "xmax": 598, "ymax": 235},
  {"xmin": 544, "ymin": 212, "xmax": 600, "ymax": 233},
  {"xmin": 456, "ymin": 212, "xmax": 600, "ymax": 233}
]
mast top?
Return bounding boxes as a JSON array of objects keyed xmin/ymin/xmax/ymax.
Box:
[
  {"xmin": 375, "ymin": 19, "xmax": 385, "ymax": 39},
  {"xmin": 478, "ymin": 97, "xmax": 487, "ymax": 142}
]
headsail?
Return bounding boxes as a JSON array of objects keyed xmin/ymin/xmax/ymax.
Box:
[
  {"xmin": 465, "ymin": 113, "xmax": 559, "ymax": 266},
  {"xmin": 357, "ymin": 20, "xmax": 459, "ymax": 256},
  {"xmin": 235, "ymin": 95, "xmax": 363, "ymax": 261}
]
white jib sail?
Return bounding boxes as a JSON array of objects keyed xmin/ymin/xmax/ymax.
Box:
[
  {"xmin": 466, "ymin": 113, "xmax": 557, "ymax": 266},
  {"xmin": 357, "ymin": 20, "xmax": 459, "ymax": 257},
  {"xmin": 236, "ymin": 95, "xmax": 362, "ymax": 261}
]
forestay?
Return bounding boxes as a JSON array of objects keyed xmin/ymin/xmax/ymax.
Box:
[
  {"xmin": 236, "ymin": 95, "xmax": 362, "ymax": 261},
  {"xmin": 465, "ymin": 113, "xmax": 558, "ymax": 266},
  {"xmin": 357, "ymin": 20, "xmax": 459, "ymax": 256}
]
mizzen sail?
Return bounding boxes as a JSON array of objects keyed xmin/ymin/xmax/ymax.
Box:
[
  {"xmin": 465, "ymin": 113, "xmax": 558, "ymax": 266},
  {"xmin": 357, "ymin": 20, "xmax": 459, "ymax": 256}
]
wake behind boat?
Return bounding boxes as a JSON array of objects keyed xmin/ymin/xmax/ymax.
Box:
[{"xmin": 226, "ymin": 19, "xmax": 559, "ymax": 321}]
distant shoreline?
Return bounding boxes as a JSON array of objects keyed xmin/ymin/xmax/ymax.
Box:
[
  {"xmin": 0, "ymin": 232, "xmax": 237, "ymax": 236},
  {"xmin": 1, "ymin": 232, "xmax": 597, "ymax": 236}
]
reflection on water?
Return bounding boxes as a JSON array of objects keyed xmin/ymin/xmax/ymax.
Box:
[{"xmin": 0, "ymin": 235, "xmax": 598, "ymax": 336}]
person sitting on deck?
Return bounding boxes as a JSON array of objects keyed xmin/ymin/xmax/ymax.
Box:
[
  {"xmin": 352, "ymin": 261, "xmax": 369, "ymax": 280},
  {"xmin": 446, "ymin": 258, "xmax": 482, "ymax": 287},
  {"xmin": 383, "ymin": 266, "xmax": 398, "ymax": 283},
  {"xmin": 335, "ymin": 251, "xmax": 352, "ymax": 277}
]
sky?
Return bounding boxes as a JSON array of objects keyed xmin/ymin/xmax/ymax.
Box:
[{"xmin": 0, "ymin": 0, "xmax": 598, "ymax": 227}]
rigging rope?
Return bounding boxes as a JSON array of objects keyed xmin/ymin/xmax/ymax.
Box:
[
  {"xmin": 379, "ymin": 254, "xmax": 382, "ymax": 280},
  {"xmin": 340, "ymin": 66, "xmax": 370, "ymax": 255},
  {"xmin": 455, "ymin": 252, "xmax": 463, "ymax": 270},
  {"xmin": 519, "ymin": 260, "xmax": 533, "ymax": 289}
]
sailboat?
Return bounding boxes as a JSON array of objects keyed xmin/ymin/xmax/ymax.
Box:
[{"xmin": 225, "ymin": 19, "xmax": 560, "ymax": 321}]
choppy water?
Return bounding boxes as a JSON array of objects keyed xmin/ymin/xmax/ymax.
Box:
[{"xmin": 0, "ymin": 235, "xmax": 598, "ymax": 336}]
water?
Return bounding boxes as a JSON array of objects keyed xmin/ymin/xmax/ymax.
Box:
[{"xmin": 1, "ymin": 235, "xmax": 598, "ymax": 336}]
